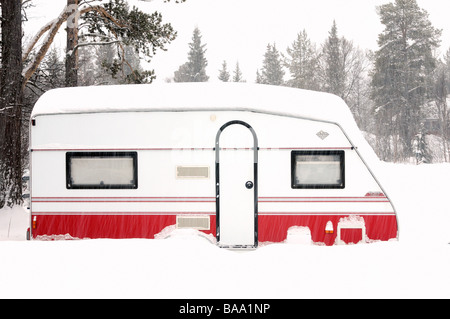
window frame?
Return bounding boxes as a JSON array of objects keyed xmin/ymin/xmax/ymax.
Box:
[
  {"xmin": 291, "ymin": 150, "xmax": 345, "ymax": 189},
  {"xmin": 66, "ymin": 151, "xmax": 138, "ymax": 189}
]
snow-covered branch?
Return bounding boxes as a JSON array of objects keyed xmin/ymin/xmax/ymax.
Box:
[
  {"xmin": 71, "ymin": 40, "xmax": 122, "ymax": 54},
  {"xmin": 22, "ymin": 21, "xmax": 53, "ymax": 63},
  {"xmin": 21, "ymin": 6, "xmax": 71, "ymax": 88},
  {"xmin": 21, "ymin": 2, "xmax": 126, "ymax": 89}
]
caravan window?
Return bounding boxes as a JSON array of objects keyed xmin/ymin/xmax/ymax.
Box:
[
  {"xmin": 66, "ymin": 152, "xmax": 138, "ymax": 189},
  {"xmin": 291, "ymin": 150, "xmax": 344, "ymax": 189}
]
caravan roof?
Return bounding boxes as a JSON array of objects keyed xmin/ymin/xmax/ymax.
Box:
[
  {"xmin": 32, "ymin": 82, "xmax": 349, "ymax": 122},
  {"xmin": 31, "ymin": 83, "xmax": 378, "ymax": 165}
]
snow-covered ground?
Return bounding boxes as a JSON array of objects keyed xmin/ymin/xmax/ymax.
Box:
[{"xmin": 1, "ymin": 162, "xmax": 449, "ymax": 299}]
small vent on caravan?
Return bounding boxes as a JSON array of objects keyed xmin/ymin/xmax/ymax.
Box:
[
  {"xmin": 176, "ymin": 166, "xmax": 209, "ymax": 179},
  {"xmin": 176, "ymin": 216, "xmax": 210, "ymax": 230}
]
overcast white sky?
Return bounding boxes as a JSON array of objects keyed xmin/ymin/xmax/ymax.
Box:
[{"xmin": 25, "ymin": 0, "xmax": 450, "ymax": 83}]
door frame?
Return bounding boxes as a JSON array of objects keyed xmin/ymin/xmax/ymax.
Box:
[{"xmin": 215, "ymin": 120, "xmax": 258, "ymax": 248}]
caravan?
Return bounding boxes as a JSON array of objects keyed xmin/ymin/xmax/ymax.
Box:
[{"xmin": 29, "ymin": 83, "xmax": 398, "ymax": 247}]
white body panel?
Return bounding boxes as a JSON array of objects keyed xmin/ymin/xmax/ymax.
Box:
[{"xmin": 31, "ymin": 111, "xmax": 381, "ymax": 198}]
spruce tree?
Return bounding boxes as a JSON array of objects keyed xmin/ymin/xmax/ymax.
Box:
[
  {"xmin": 322, "ymin": 21, "xmax": 345, "ymax": 96},
  {"xmin": 260, "ymin": 43, "xmax": 284, "ymax": 86},
  {"xmin": 319, "ymin": 20, "xmax": 369, "ymax": 128},
  {"xmin": 371, "ymin": 0, "xmax": 441, "ymax": 160},
  {"xmin": 233, "ymin": 62, "xmax": 244, "ymax": 82},
  {"xmin": 174, "ymin": 27, "xmax": 209, "ymax": 82},
  {"xmin": 218, "ymin": 60, "xmax": 230, "ymax": 82}
]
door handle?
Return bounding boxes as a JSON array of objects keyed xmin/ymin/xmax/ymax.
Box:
[{"xmin": 245, "ymin": 181, "xmax": 254, "ymax": 189}]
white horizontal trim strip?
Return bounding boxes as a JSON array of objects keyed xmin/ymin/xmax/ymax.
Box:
[{"xmin": 32, "ymin": 196, "xmax": 388, "ymax": 203}]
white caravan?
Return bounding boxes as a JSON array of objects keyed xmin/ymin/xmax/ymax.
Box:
[{"xmin": 29, "ymin": 83, "xmax": 398, "ymax": 247}]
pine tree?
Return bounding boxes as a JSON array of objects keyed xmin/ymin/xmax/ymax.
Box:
[
  {"xmin": 174, "ymin": 27, "xmax": 209, "ymax": 82},
  {"xmin": 23, "ymin": 0, "xmax": 181, "ymax": 88},
  {"xmin": 0, "ymin": 0, "xmax": 23, "ymax": 208},
  {"xmin": 0, "ymin": 0, "xmax": 183, "ymax": 207},
  {"xmin": 371, "ymin": 0, "xmax": 441, "ymax": 160},
  {"xmin": 284, "ymin": 30, "xmax": 320, "ymax": 90},
  {"xmin": 233, "ymin": 61, "xmax": 244, "ymax": 82},
  {"xmin": 319, "ymin": 20, "xmax": 370, "ymax": 127},
  {"xmin": 322, "ymin": 21, "xmax": 344, "ymax": 96},
  {"xmin": 65, "ymin": 0, "xmax": 79, "ymax": 87},
  {"xmin": 218, "ymin": 60, "xmax": 230, "ymax": 82},
  {"xmin": 92, "ymin": 44, "xmax": 153, "ymax": 84},
  {"xmin": 260, "ymin": 43, "xmax": 284, "ymax": 86}
]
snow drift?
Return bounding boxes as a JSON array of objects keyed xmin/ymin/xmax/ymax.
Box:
[{"xmin": 1, "ymin": 162, "xmax": 450, "ymax": 298}]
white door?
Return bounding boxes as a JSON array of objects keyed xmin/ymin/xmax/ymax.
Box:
[{"xmin": 216, "ymin": 121, "xmax": 258, "ymax": 248}]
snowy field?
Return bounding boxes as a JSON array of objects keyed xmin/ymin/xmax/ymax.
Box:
[{"xmin": 1, "ymin": 162, "xmax": 450, "ymax": 299}]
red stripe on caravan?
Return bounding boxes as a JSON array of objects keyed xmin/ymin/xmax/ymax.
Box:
[
  {"xmin": 268, "ymin": 147, "xmax": 353, "ymax": 150},
  {"xmin": 31, "ymin": 147, "xmax": 353, "ymax": 152},
  {"xmin": 259, "ymin": 200, "xmax": 389, "ymax": 203},
  {"xmin": 32, "ymin": 196, "xmax": 215, "ymax": 199},
  {"xmin": 30, "ymin": 148, "xmax": 215, "ymax": 152},
  {"xmin": 32, "ymin": 196, "xmax": 386, "ymax": 202},
  {"xmin": 32, "ymin": 200, "xmax": 216, "ymax": 203},
  {"xmin": 31, "ymin": 197, "xmax": 216, "ymax": 203},
  {"xmin": 32, "ymin": 211, "xmax": 215, "ymax": 216},
  {"xmin": 259, "ymin": 196, "xmax": 387, "ymax": 199}
]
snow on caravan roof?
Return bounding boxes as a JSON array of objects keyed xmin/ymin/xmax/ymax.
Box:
[
  {"xmin": 32, "ymin": 82, "xmax": 346, "ymax": 122},
  {"xmin": 31, "ymin": 82, "xmax": 380, "ymax": 165}
]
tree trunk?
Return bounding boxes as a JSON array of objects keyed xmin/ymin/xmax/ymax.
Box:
[
  {"xmin": 0, "ymin": 0, "xmax": 23, "ymax": 208},
  {"xmin": 65, "ymin": 0, "xmax": 79, "ymax": 87}
]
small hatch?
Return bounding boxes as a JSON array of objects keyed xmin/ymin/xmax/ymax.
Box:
[
  {"xmin": 176, "ymin": 215, "xmax": 210, "ymax": 230},
  {"xmin": 176, "ymin": 166, "xmax": 209, "ymax": 179}
]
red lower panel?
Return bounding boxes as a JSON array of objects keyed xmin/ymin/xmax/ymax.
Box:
[
  {"xmin": 340, "ymin": 228, "xmax": 363, "ymax": 244},
  {"xmin": 258, "ymin": 215, "xmax": 397, "ymax": 245},
  {"xmin": 32, "ymin": 214, "xmax": 398, "ymax": 245},
  {"xmin": 32, "ymin": 215, "xmax": 216, "ymax": 239}
]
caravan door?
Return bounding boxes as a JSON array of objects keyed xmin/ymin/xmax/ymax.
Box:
[{"xmin": 215, "ymin": 121, "xmax": 258, "ymax": 248}]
